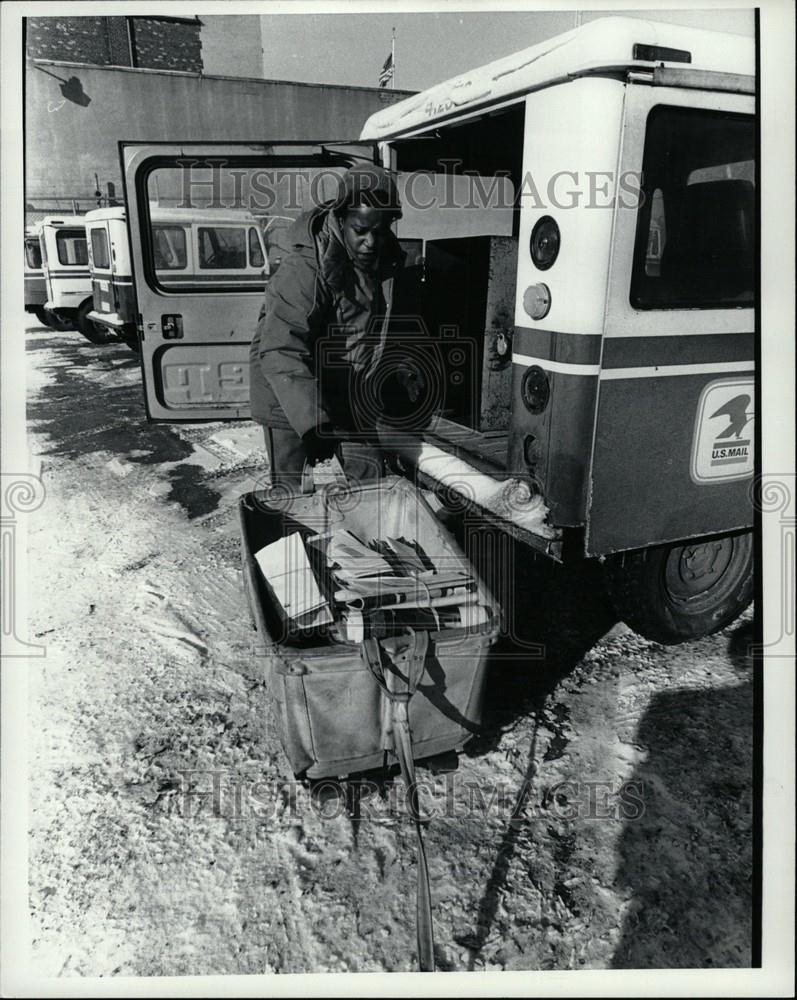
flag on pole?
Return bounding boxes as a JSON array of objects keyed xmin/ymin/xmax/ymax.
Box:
[{"xmin": 378, "ymin": 50, "xmax": 394, "ymax": 88}]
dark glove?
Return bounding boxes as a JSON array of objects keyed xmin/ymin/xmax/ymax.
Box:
[
  {"xmin": 395, "ymin": 361, "xmax": 425, "ymax": 404},
  {"xmin": 381, "ymin": 360, "xmax": 431, "ymax": 427},
  {"xmin": 301, "ymin": 422, "xmax": 339, "ymax": 465}
]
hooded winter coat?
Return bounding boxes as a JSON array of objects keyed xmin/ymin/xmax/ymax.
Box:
[{"xmin": 249, "ymin": 203, "xmax": 405, "ymax": 437}]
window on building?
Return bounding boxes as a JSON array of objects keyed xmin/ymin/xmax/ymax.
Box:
[
  {"xmin": 25, "ymin": 238, "xmax": 42, "ymax": 269},
  {"xmin": 631, "ymin": 106, "xmax": 755, "ymax": 309},
  {"xmin": 56, "ymin": 229, "xmax": 89, "ymax": 266},
  {"xmin": 198, "ymin": 227, "xmax": 247, "ymax": 269},
  {"xmin": 90, "ymin": 228, "xmax": 111, "ymax": 270},
  {"xmin": 152, "ymin": 226, "xmax": 187, "ymax": 269},
  {"xmin": 248, "ymin": 227, "xmax": 265, "ymax": 268}
]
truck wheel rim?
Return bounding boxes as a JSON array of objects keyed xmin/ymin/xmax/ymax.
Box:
[{"xmin": 664, "ymin": 537, "xmax": 736, "ymax": 604}]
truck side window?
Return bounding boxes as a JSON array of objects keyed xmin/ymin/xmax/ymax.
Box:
[
  {"xmin": 90, "ymin": 229, "xmax": 110, "ymax": 270},
  {"xmin": 248, "ymin": 227, "xmax": 264, "ymax": 268},
  {"xmin": 153, "ymin": 226, "xmax": 187, "ymax": 270},
  {"xmin": 56, "ymin": 229, "xmax": 88, "ymax": 266},
  {"xmin": 631, "ymin": 106, "xmax": 754, "ymax": 309},
  {"xmin": 25, "ymin": 239, "xmax": 42, "ymax": 269},
  {"xmin": 198, "ymin": 227, "xmax": 246, "ymax": 269}
]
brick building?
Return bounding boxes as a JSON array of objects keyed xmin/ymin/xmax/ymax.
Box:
[{"xmin": 26, "ymin": 14, "xmax": 203, "ymax": 73}]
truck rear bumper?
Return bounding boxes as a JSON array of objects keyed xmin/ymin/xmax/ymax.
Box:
[{"xmin": 87, "ymin": 310, "xmax": 127, "ymax": 330}]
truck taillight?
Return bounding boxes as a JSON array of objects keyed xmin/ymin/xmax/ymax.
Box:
[
  {"xmin": 521, "ymin": 365, "xmax": 550, "ymax": 414},
  {"xmin": 530, "ymin": 216, "xmax": 560, "ymax": 270}
]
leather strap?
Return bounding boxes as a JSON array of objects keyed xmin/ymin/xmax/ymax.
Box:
[{"xmin": 362, "ymin": 630, "xmax": 436, "ymax": 972}]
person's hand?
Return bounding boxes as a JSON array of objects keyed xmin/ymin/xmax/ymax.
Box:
[
  {"xmin": 301, "ymin": 422, "xmax": 339, "ymax": 465},
  {"xmin": 395, "ymin": 361, "xmax": 425, "ymax": 403}
]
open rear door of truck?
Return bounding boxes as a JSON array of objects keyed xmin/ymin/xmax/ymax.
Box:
[
  {"xmin": 120, "ymin": 141, "xmax": 378, "ymax": 422},
  {"xmin": 585, "ymin": 84, "xmax": 755, "ymax": 556}
]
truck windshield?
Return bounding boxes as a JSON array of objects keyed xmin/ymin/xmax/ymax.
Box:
[{"xmin": 631, "ymin": 106, "xmax": 754, "ymax": 310}]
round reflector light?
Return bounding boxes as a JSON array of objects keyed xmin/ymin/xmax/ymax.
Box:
[
  {"xmin": 530, "ymin": 216, "xmax": 560, "ymax": 270},
  {"xmin": 522, "ymin": 283, "xmax": 551, "ymax": 321}
]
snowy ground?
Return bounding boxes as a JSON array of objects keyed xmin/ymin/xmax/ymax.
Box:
[{"xmin": 25, "ymin": 323, "xmax": 754, "ymax": 976}]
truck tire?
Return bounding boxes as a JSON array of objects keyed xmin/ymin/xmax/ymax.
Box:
[
  {"xmin": 76, "ymin": 300, "xmax": 117, "ymax": 345},
  {"xmin": 32, "ymin": 306, "xmax": 72, "ymax": 331},
  {"xmin": 120, "ymin": 326, "xmax": 141, "ymax": 354},
  {"xmin": 602, "ymin": 530, "xmax": 753, "ymax": 645}
]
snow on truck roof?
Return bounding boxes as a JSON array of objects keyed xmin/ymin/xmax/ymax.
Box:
[
  {"xmin": 84, "ymin": 206, "xmax": 259, "ymax": 225},
  {"xmin": 41, "ymin": 215, "xmax": 88, "ymax": 228},
  {"xmin": 146, "ymin": 206, "xmax": 260, "ymax": 225},
  {"xmin": 360, "ymin": 16, "xmax": 754, "ymax": 140},
  {"xmin": 84, "ymin": 207, "xmax": 127, "ymax": 223}
]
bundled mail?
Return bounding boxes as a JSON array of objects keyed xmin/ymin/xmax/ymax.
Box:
[{"xmin": 255, "ymin": 532, "xmax": 333, "ymax": 628}]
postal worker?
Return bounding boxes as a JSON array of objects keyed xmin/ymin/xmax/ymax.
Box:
[{"xmin": 249, "ymin": 164, "xmax": 413, "ymax": 488}]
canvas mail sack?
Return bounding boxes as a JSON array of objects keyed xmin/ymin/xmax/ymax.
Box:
[
  {"xmin": 239, "ymin": 475, "xmax": 502, "ymax": 970},
  {"xmin": 239, "ymin": 476, "xmax": 501, "ymax": 778}
]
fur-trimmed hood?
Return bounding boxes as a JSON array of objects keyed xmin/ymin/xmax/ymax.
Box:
[{"xmin": 285, "ymin": 202, "xmax": 405, "ymax": 296}]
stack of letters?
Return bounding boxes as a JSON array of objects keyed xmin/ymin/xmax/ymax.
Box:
[{"xmin": 255, "ymin": 528, "xmax": 488, "ymax": 642}]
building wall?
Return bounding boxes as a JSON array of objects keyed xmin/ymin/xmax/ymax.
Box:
[
  {"xmin": 26, "ymin": 16, "xmax": 203, "ymax": 73},
  {"xmin": 200, "ymin": 15, "xmax": 263, "ymax": 79},
  {"xmin": 25, "ymin": 60, "xmax": 413, "ymax": 218}
]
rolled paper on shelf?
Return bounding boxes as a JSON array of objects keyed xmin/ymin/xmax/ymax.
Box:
[
  {"xmin": 333, "ymin": 571, "xmax": 472, "ymax": 599},
  {"xmin": 433, "ymin": 603, "xmax": 491, "ymax": 629},
  {"xmin": 338, "ymin": 584, "xmax": 473, "ymax": 611},
  {"xmin": 338, "ymin": 603, "xmax": 489, "ymax": 641},
  {"xmin": 385, "ymin": 591, "xmax": 480, "ymax": 613}
]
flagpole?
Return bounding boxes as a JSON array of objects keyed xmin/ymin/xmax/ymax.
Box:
[{"xmin": 391, "ymin": 27, "xmax": 396, "ymax": 90}]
